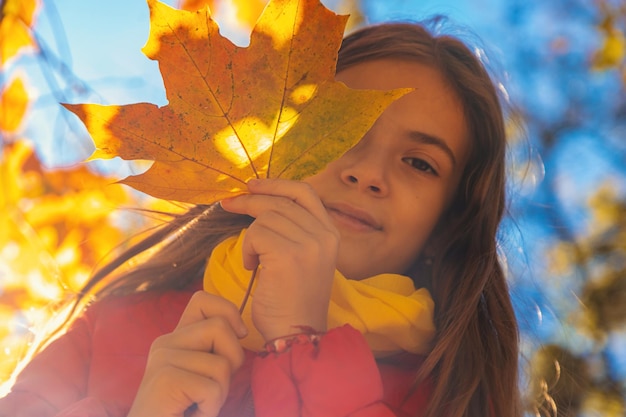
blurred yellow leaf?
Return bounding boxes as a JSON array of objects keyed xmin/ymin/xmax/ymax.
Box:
[
  {"xmin": 588, "ymin": 185, "xmax": 623, "ymax": 234},
  {"xmin": 582, "ymin": 389, "xmax": 626, "ymax": 417},
  {"xmin": 545, "ymin": 241, "xmax": 578, "ymax": 276},
  {"xmin": 178, "ymin": 0, "xmax": 363, "ymax": 35},
  {"xmin": 0, "ymin": 0, "xmax": 39, "ymax": 64},
  {"xmin": 528, "ymin": 345, "xmax": 591, "ymax": 417},
  {"xmin": 65, "ymin": 0, "xmax": 408, "ymax": 204},
  {"xmin": 178, "ymin": 0, "xmax": 267, "ymax": 29},
  {"xmin": 337, "ymin": 0, "xmax": 364, "ymax": 33},
  {"xmin": 593, "ymin": 29, "xmax": 626, "ymax": 70},
  {"xmin": 0, "ymin": 140, "xmax": 38, "ymax": 208},
  {"xmin": 230, "ymin": 0, "xmax": 267, "ymax": 29},
  {"xmin": 581, "ymin": 270, "xmax": 626, "ymax": 335},
  {"xmin": 178, "ymin": 0, "xmax": 214, "ymax": 12},
  {"xmin": 1, "ymin": 0, "xmax": 38, "ymax": 26},
  {"xmin": 0, "ymin": 141, "xmax": 141, "ymax": 381},
  {"xmin": 0, "ymin": 77, "xmax": 29, "ymax": 133}
]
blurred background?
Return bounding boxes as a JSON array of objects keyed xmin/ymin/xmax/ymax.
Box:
[{"xmin": 1, "ymin": 0, "xmax": 625, "ymax": 415}]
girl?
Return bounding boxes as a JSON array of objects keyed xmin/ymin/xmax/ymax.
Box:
[{"xmin": 0, "ymin": 21, "xmax": 522, "ymax": 417}]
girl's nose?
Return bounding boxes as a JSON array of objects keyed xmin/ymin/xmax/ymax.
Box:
[{"xmin": 340, "ymin": 158, "xmax": 389, "ymax": 196}]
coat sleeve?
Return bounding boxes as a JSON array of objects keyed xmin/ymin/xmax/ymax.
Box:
[
  {"xmin": 0, "ymin": 306, "xmax": 109, "ymax": 417},
  {"xmin": 251, "ymin": 324, "xmax": 407, "ymax": 417}
]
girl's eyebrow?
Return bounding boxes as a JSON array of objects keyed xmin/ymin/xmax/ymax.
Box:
[{"xmin": 407, "ymin": 130, "xmax": 457, "ymax": 168}]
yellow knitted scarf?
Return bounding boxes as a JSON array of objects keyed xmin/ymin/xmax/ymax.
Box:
[{"xmin": 204, "ymin": 230, "xmax": 435, "ymax": 356}]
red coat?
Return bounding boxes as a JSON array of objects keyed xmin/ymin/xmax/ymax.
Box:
[{"xmin": 0, "ymin": 290, "xmax": 432, "ymax": 417}]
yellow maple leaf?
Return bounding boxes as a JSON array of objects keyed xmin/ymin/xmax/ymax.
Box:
[
  {"xmin": 64, "ymin": 0, "xmax": 409, "ymax": 204},
  {"xmin": 0, "ymin": 77, "xmax": 29, "ymax": 132}
]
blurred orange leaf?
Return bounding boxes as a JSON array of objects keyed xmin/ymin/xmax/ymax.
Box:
[
  {"xmin": 0, "ymin": 0, "xmax": 39, "ymax": 64},
  {"xmin": 0, "ymin": 77, "xmax": 29, "ymax": 133},
  {"xmin": 64, "ymin": 0, "xmax": 408, "ymax": 204},
  {"xmin": 178, "ymin": 0, "xmax": 214, "ymax": 11}
]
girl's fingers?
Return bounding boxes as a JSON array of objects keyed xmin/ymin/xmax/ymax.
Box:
[
  {"xmin": 221, "ymin": 179, "xmax": 339, "ymax": 271},
  {"xmin": 225, "ymin": 195, "xmax": 321, "ymax": 235},
  {"xmin": 240, "ymin": 214, "xmax": 339, "ymax": 271},
  {"xmin": 157, "ymin": 292, "xmax": 246, "ymax": 376},
  {"xmin": 221, "ymin": 181, "xmax": 338, "ymax": 246},
  {"xmin": 152, "ymin": 316, "xmax": 246, "ymax": 374},
  {"xmin": 129, "ymin": 293, "xmax": 247, "ymax": 417},
  {"xmin": 249, "ymin": 178, "xmax": 327, "ymax": 218},
  {"xmin": 146, "ymin": 348, "xmax": 233, "ymax": 396},
  {"xmin": 165, "ymin": 369, "xmax": 225, "ymax": 417},
  {"xmin": 177, "ymin": 291, "xmax": 248, "ymax": 338},
  {"xmin": 221, "ymin": 178, "xmax": 330, "ymax": 224},
  {"xmin": 129, "ymin": 366, "xmax": 226, "ymax": 417}
]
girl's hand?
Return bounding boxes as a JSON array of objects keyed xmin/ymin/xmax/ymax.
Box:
[
  {"xmin": 220, "ymin": 178, "xmax": 339, "ymax": 341},
  {"xmin": 127, "ymin": 291, "xmax": 247, "ymax": 417}
]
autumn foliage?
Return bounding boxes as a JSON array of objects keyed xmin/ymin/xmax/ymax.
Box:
[
  {"xmin": 65, "ymin": 0, "xmax": 407, "ymax": 204},
  {"xmin": 0, "ymin": 0, "xmax": 157, "ymax": 385}
]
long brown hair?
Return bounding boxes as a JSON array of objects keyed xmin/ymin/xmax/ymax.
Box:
[
  {"xmin": 44, "ymin": 19, "xmax": 520, "ymax": 417},
  {"xmin": 336, "ymin": 20, "xmax": 521, "ymax": 417}
]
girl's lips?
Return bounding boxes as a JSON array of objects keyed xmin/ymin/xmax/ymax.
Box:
[{"xmin": 326, "ymin": 203, "xmax": 382, "ymax": 232}]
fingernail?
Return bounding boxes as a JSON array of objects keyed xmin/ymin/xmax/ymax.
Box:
[
  {"xmin": 219, "ymin": 198, "xmax": 233, "ymax": 207},
  {"xmin": 246, "ymin": 178, "xmax": 260, "ymax": 187},
  {"xmin": 238, "ymin": 324, "xmax": 248, "ymax": 338}
]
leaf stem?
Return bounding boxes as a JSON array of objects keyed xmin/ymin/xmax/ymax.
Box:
[{"xmin": 239, "ymin": 265, "xmax": 259, "ymax": 314}]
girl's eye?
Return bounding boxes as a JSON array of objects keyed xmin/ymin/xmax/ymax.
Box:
[{"xmin": 404, "ymin": 157, "xmax": 438, "ymax": 176}]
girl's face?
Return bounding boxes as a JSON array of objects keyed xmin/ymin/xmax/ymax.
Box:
[{"xmin": 305, "ymin": 59, "xmax": 470, "ymax": 280}]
